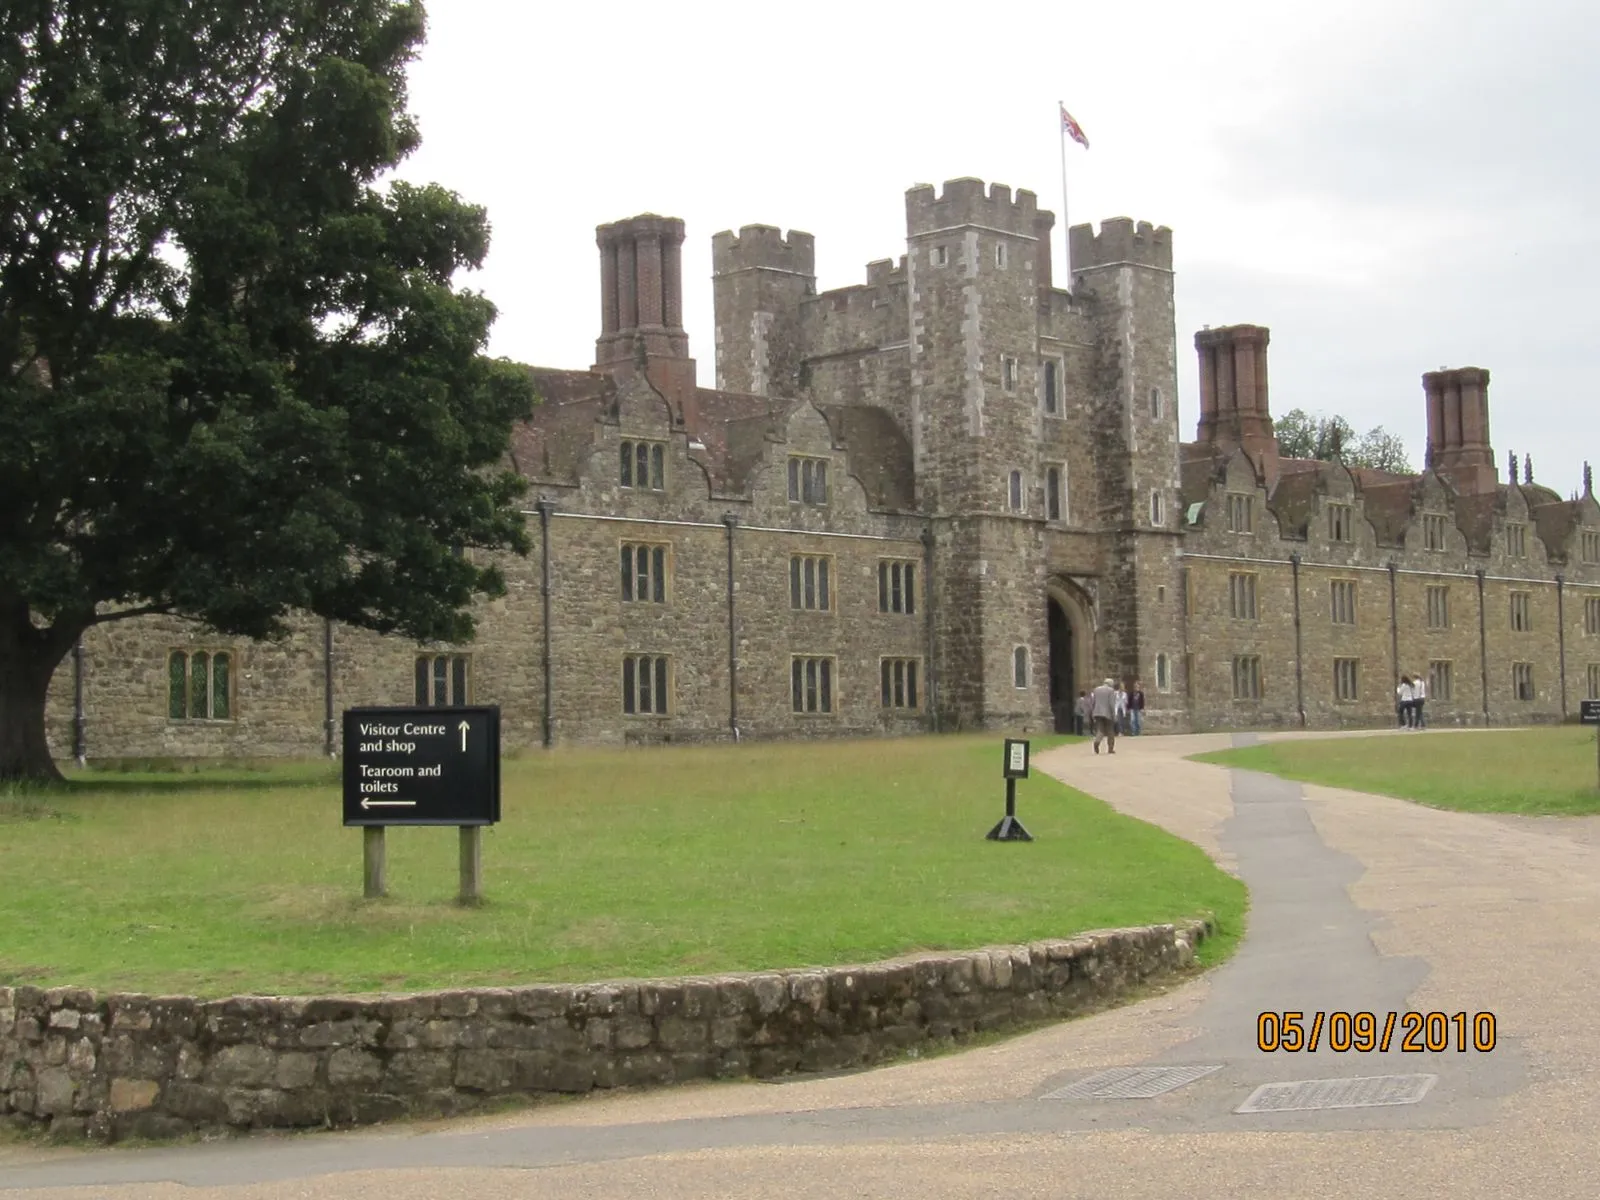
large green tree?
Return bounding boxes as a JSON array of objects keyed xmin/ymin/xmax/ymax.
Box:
[
  {"xmin": 1275, "ymin": 409, "xmax": 1413, "ymax": 474},
  {"xmin": 0, "ymin": 2, "xmax": 533, "ymax": 782}
]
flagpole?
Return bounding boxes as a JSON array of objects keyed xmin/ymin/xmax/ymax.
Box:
[{"xmin": 1058, "ymin": 100, "xmax": 1071, "ymax": 289}]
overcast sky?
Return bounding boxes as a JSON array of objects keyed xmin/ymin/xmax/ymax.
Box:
[{"xmin": 393, "ymin": 0, "xmax": 1595, "ymax": 496}]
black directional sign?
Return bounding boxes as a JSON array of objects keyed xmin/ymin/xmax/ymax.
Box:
[
  {"xmin": 1583, "ymin": 699, "xmax": 1600, "ymax": 726},
  {"xmin": 342, "ymin": 706, "xmax": 501, "ymax": 826}
]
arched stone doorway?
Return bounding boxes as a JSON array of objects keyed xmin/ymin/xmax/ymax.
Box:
[
  {"xmin": 1046, "ymin": 583, "xmax": 1094, "ymax": 734},
  {"xmin": 1047, "ymin": 598, "xmax": 1074, "ymax": 732}
]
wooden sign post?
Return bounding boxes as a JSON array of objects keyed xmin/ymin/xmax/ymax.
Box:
[{"xmin": 342, "ymin": 706, "xmax": 502, "ymax": 904}]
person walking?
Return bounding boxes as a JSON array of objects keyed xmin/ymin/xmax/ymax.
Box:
[
  {"xmin": 1114, "ymin": 682, "xmax": 1129, "ymax": 735},
  {"xmin": 1090, "ymin": 678, "xmax": 1119, "ymax": 755},
  {"xmin": 1411, "ymin": 671, "xmax": 1427, "ymax": 729},
  {"xmin": 1396, "ymin": 675, "xmax": 1415, "ymax": 728},
  {"xmin": 1128, "ymin": 681, "xmax": 1146, "ymax": 736},
  {"xmin": 1074, "ymin": 690, "xmax": 1090, "ymax": 737}
]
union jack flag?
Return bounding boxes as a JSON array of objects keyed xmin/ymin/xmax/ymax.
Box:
[{"xmin": 1060, "ymin": 104, "xmax": 1089, "ymax": 149}]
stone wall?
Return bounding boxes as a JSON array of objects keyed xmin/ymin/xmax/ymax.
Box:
[{"xmin": 0, "ymin": 919, "xmax": 1210, "ymax": 1143}]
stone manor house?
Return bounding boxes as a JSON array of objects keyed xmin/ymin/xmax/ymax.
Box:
[{"xmin": 46, "ymin": 177, "xmax": 1600, "ymax": 761}]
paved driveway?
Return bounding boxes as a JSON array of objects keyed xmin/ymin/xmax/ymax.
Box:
[{"xmin": 6, "ymin": 731, "xmax": 1600, "ymax": 1198}]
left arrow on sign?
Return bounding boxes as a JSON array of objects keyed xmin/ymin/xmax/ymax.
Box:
[{"xmin": 360, "ymin": 798, "xmax": 417, "ymax": 810}]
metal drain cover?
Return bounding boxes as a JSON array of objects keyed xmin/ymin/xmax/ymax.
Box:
[
  {"xmin": 1236, "ymin": 1073, "xmax": 1437, "ymax": 1113},
  {"xmin": 1043, "ymin": 1064, "xmax": 1223, "ymax": 1100}
]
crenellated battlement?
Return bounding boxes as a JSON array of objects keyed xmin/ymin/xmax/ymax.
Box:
[
  {"xmin": 711, "ymin": 225, "xmax": 816, "ymax": 277},
  {"xmin": 1070, "ymin": 217, "xmax": 1173, "ymax": 271},
  {"xmin": 905, "ymin": 178, "xmax": 1043, "ymax": 238},
  {"xmin": 865, "ymin": 256, "xmax": 907, "ymax": 289}
]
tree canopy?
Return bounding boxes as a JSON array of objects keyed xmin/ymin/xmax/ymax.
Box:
[
  {"xmin": 1274, "ymin": 409, "xmax": 1413, "ymax": 475},
  {"xmin": 0, "ymin": 1, "xmax": 534, "ymax": 781}
]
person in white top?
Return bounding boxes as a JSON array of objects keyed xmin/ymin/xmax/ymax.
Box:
[
  {"xmin": 1114, "ymin": 685, "xmax": 1129, "ymax": 735},
  {"xmin": 1396, "ymin": 675, "xmax": 1416, "ymax": 728},
  {"xmin": 1411, "ymin": 673, "xmax": 1427, "ymax": 728}
]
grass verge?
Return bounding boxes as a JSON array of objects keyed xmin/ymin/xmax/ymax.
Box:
[
  {"xmin": 0, "ymin": 733, "xmax": 1242, "ymax": 997},
  {"xmin": 1192, "ymin": 726, "xmax": 1600, "ymax": 815}
]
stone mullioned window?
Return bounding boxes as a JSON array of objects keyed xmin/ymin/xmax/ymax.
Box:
[
  {"xmin": 1507, "ymin": 523, "xmax": 1526, "ymax": 558},
  {"xmin": 787, "ymin": 456, "xmax": 828, "ymax": 506},
  {"xmin": 1423, "ymin": 514, "xmax": 1448, "ymax": 551},
  {"xmin": 167, "ymin": 650, "xmax": 232, "ymax": 721},
  {"xmin": 1228, "ymin": 572, "xmax": 1258, "ymax": 620},
  {"xmin": 1328, "ymin": 503, "xmax": 1353, "ymax": 542},
  {"xmin": 878, "ymin": 560, "xmax": 916, "ymax": 615},
  {"xmin": 415, "ymin": 654, "xmax": 470, "ymax": 707},
  {"xmin": 1588, "ymin": 663, "xmax": 1600, "ymax": 699},
  {"xmin": 1513, "ymin": 662, "xmax": 1534, "ymax": 701},
  {"xmin": 1426, "ymin": 586, "xmax": 1450, "ymax": 630},
  {"xmin": 621, "ymin": 543, "xmax": 668, "ymax": 604},
  {"xmin": 880, "ymin": 658, "xmax": 920, "ymax": 709},
  {"xmin": 622, "ymin": 654, "xmax": 670, "ymax": 716},
  {"xmin": 620, "ymin": 440, "xmax": 665, "ymax": 491},
  {"xmin": 1510, "ymin": 591, "xmax": 1532, "ymax": 632},
  {"xmin": 1226, "ymin": 493, "xmax": 1253, "ymax": 534},
  {"xmin": 1330, "ymin": 580, "xmax": 1357, "ymax": 626},
  {"xmin": 1333, "ymin": 657, "xmax": 1359, "ymax": 702},
  {"xmin": 791, "ymin": 656, "xmax": 834, "ymax": 714},
  {"xmin": 1232, "ymin": 655, "xmax": 1262, "ymax": 700},
  {"xmin": 790, "ymin": 555, "xmax": 832, "ymax": 611},
  {"xmin": 1429, "ymin": 660, "xmax": 1453, "ymax": 701},
  {"xmin": 1012, "ymin": 647, "xmax": 1030, "ymax": 688},
  {"xmin": 1586, "ymin": 597, "xmax": 1600, "ymax": 636},
  {"xmin": 1585, "ymin": 531, "xmax": 1600, "ymax": 564}
]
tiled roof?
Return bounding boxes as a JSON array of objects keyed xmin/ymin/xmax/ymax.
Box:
[
  {"xmin": 1355, "ymin": 480, "xmax": 1417, "ymax": 548},
  {"xmin": 1530, "ymin": 494, "xmax": 1580, "ymax": 561},
  {"xmin": 511, "ymin": 365, "xmax": 910, "ymax": 506},
  {"xmin": 511, "ymin": 369, "xmax": 615, "ymax": 484},
  {"xmin": 820, "ymin": 405, "xmax": 916, "ymax": 510}
]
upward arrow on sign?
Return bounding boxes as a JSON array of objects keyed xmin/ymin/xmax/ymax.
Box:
[{"xmin": 459, "ymin": 719, "xmax": 470, "ymax": 751}]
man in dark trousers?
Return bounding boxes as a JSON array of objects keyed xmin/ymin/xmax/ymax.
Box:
[
  {"xmin": 1090, "ymin": 677, "xmax": 1119, "ymax": 755},
  {"xmin": 1128, "ymin": 680, "xmax": 1146, "ymax": 735}
]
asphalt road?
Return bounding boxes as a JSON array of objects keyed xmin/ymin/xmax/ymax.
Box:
[{"xmin": 4, "ymin": 729, "xmax": 1597, "ymax": 1199}]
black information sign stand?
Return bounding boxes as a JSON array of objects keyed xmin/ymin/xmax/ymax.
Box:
[
  {"xmin": 1583, "ymin": 700, "xmax": 1600, "ymax": 789},
  {"xmin": 987, "ymin": 738, "xmax": 1033, "ymax": 842},
  {"xmin": 342, "ymin": 706, "xmax": 502, "ymax": 904}
]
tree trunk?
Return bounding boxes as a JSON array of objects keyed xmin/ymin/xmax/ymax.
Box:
[{"xmin": 0, "ymin": 609, "xmax": 76, "ymax": 785}]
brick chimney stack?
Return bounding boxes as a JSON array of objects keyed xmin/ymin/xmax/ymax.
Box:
[
  {"xmin": 595, "ymin": 214, "xmax": 698, "ymax": 425},
  {"xmin": 1195, "ymin": 324, "xmax": 1279, "ymax": 487},
  {"xmin": 1423, "ymin": 367, "xmax": 1495, "ymax": 495}
]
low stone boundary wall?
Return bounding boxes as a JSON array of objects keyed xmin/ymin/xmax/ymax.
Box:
[{"xmin": 1, "ymin": 918, "xmax": 1212, "ymax": 1142}]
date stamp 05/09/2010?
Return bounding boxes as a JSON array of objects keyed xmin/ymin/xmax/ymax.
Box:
[{"xmin": 1256, "ymin": 1011, "xmax": 1498, "ymax": 1054}]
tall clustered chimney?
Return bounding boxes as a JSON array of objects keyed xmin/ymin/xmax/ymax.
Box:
[{"xmin": 594, "ymin": 214, "xmax": 699, "ymax": 425}]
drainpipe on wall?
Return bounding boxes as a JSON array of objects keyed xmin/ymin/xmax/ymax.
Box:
[
  {"xmin": 537, "ymin": 499, "xmax": 555, "ymax": 748},
  {"xmin": 72, "ymin": 636, "xmax": 86, "ymax": 768},
  {"xmin": 1289, "ymin": 552, "xmax": 1305, "ymax": 726},
  {"xmin": 922, "ymin": 523, "xmax": 938, "ymax": 732},
  {"xmin": 1387, "ymin": 560, "xmax": 1400, "ymax": 701},
  {"xmin": 1477, "ymin": 567, "xmax": 1490, "ymax": 725},
  {"xmin": 322, "ymin": 619, "xmax": 336, "ymax": 757},
  {"xmin": 1556, "ymin": 574, "xmax": 1568, "ymax": 719},
  {"xmin": 723, "ymin": 513, "xmax": 740, "ymax": 742}
]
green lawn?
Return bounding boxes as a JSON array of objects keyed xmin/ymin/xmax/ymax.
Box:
[
  {"xmin": 1193, "ymin": 727, "xmax": 1600, "ymax": 815},
  {"xmin": 0, "ymin": 735, "xmax": 1242, "ymax": 998}
]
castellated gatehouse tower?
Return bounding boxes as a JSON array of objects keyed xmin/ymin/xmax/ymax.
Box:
[{"xmin": 50, "ymin": 172, "xmax": 1596, "ymax": 762}]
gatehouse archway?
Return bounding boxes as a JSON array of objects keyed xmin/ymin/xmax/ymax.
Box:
[{"xmin": 1046, "ymin": 582, "xmax": 1095, "ymax": 734}]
